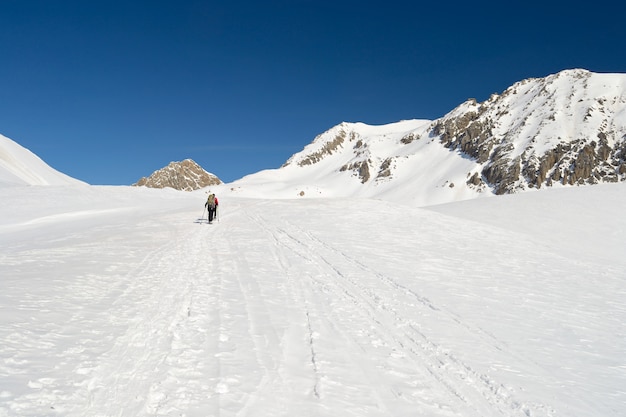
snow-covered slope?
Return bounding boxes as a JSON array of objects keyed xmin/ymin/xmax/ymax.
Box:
[
  {"xmin": 227, "ymin": 69, "xmax": 626, "ymax": 206},
  {"xmin": 0, "ymin": 134, "xmax": 86, "ymax": 186},
  {"xmin": 227, "ymin": 119, "xmax": 481, "ymax": 206},
  {"xmin": 0, "ymin": 183, "xmax": 624, "ymax": 417}
]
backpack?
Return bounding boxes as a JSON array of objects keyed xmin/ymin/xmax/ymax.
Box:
[{"xmin": 206, "ymin": 194, "xmax": 216, "ymax": 209}]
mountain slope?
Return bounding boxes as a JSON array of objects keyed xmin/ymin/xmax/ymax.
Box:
[
  {"xmin": 228, "ymin": 119, "xmax": 482, "ymax": 206},
  {"xmin": 228, "ymin": 69, "xmax": 626, "ymax": 206},
  {"xmin": 0, "ymin": 134, "xmax": 86, "ymax": 186},
  {"xmin": 435, "ymin": 68, "xmax": 626, "ymax": 194}
]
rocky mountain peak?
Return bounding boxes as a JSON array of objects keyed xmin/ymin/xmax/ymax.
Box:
[
  {"xmin": 434, "ymin": 68, "xmax": 626, "ymax": 194},
  {"xmin": 133, "ymin": 159, "xmax": 221, "ymax": 191}
]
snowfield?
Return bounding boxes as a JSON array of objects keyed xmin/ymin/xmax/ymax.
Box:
[{"xmin": 1, "ymin": 183, "xmax": 625, "ymax": 417}]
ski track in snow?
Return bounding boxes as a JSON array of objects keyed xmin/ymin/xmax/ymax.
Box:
[
  {"xmin": 1, "ymin": 194, "xmax": 624, "ymax": 417},
  {"xmin": 248, "ymin": 211, "xmax": 551, "ymax": 417}
]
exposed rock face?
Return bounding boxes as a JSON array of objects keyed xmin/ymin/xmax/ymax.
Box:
[
  {"xmin": 431, "ymin": 69, "xmax": 626, "ymax": 194},
  {"xmin": 297, "ymin": 129, "xmax": 349, "ymax": 166},
  {"xmin": 133, "ymin": 159, "xmax": 221, "ymax": 191},
  {"xmin": 284, "ymin": 122, "xmax": 379, "ymax": 184}
]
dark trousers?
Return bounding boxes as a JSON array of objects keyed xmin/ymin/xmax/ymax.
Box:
[{"xmin": 208, "ymin": 207, "xmax": 217, "ymax": 222}]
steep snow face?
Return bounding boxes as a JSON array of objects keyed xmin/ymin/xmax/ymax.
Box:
[{"xmin": 0, "ymin": 135, "xmax": 86, "ymax": 187}]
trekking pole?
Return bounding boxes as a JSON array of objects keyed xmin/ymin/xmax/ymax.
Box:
[
  {"xmin": 217, "ymin": 206, "xmax": 220, "ymax": 223},
  {"xmin": 201, "ymin": 206, "xmax": 206, "ymax": 222}
]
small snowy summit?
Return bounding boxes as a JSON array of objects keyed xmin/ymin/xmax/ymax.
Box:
[{"xmin": 1, "ymin": 69, "xmax": 625, "ymax": 417}]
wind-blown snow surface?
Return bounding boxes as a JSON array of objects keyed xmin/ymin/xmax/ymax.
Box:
[{"xmin": 1, "ymin": 183, "xmax": 624, "ymax": 417}]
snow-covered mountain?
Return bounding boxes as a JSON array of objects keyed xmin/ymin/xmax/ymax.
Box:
[
  {"xmin": 228, "ymin": 119, "xmax": 482, "ymax": 206},
  {"xmin": 229, "ymin": 69, "xmax": 626, "ymax": 206},
  {"xmin": 435, "ymin": 68, "xmax": 626, "ymax": 194},
  {"xmin": 0, "ymin": 134, "xmax": 85, "ymax": 187},
  {"xmin": 0, "ymin": 136, "xmax": 220, "ymax": 191},
  {"xmin": 1, "ymin": 70, "xmax": 625, "ymax": 417},
  {"xmin": 3, "ymin": 69, "xmax": 625, "ymax": 206},
  {"xmin": 133, "ymin": 159, "xmax": 222, "ymax": 191}
]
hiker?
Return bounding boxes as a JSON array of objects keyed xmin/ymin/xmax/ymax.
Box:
[{"xmin": 205, "ymin": 193, "xmax": 219, "ymax": 223}]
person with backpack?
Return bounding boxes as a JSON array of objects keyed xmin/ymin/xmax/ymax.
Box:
[{"xmin": 205, "ymin": 193, "xmax": 219, "ymax": 223}]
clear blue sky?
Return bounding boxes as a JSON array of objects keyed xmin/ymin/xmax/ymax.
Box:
[{"xmin": 1, "ymin": 0, "xmax": 624, "ymax": 185}]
